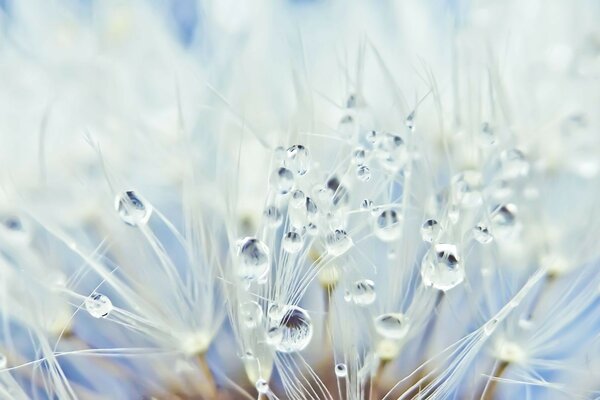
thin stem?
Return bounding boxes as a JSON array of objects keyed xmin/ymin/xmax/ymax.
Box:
[
  {"xmin": 197, "ymin": 353, "xmax": 218, "ymax": 400},
  {"xmin": 480, "ymin": 360, "xmax": 508, "ymax": 400}
]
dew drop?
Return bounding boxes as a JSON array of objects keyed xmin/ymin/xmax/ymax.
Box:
[
  {"xmin": 263, "ymin": 205, "xmax": 282, "ymax": 227},
  {"xmin": 0, "ymin": 215, "xmax": 31, "ymax": 245},
  {"xmin": 237, "ymin": 237, "xmax": 270, "ymax": 282},
  {"xmin": 115, "ymin": 190, "xmax": 152, "ymax": 226},
  {"xmin": 0, "ymin": 353, "xmax": 7, "ymax": 369},
  {"xmin": 266, "ymin": 326, "xmax": 283, "ymax": 346},
  {"xmin": 273, "ymin": 306, "xmax": 313, "ymax": 353},
  {"xmin": 451, "ymin": 170, "xmax": 483, "ymax": 208},
  {"xmin": 374, "ymin": 133, "xmax": 408, "ymax": 172},
  {"xmin": 499, "ymin": 149, "xmax": 529, "ymax": 180},
  {"xmin": 282, "ymin": 231, "xmax": 304, "ymax": 253},
  {"xmin": 374, "ymin": 209, "xmax": 402, "ymax": 242},
  {"xmin": 270, "ymin": 167, "xmax": 294, "ymax": 195},
  {"xmin": 420, "ymin": 243, "xmax": 464, "ymax": 291},
  {"xmin": 353, "ymin": 147, "xmax": 367, "ymax": 165},
  {"xmin": 85, "ymin": 292, "xmax": 113, "ymax": 318},
  {"xmin": 483, "ymin": 318, "xmax": 498, "ymax": 336},
  {"xmin": 356, "ymin": 165, "xmax": 371, "ymax": 182},
  {"xmin": 473, "ymin": 223, "xmax": 493, "ymax": 244},
  {"xmin": 334, "ymin": 363, "xmax": 348, "ymax": 378},
  {"xmin": 366, "ymin": 130, "xmax": 378, "ymax": 144},
  {"xmin": 285, "ymin": 145, "xmax": 310, "ymax": 176},
  {"xmin": 348, "ymin": 279, "xmax": 376, "ymax": 305},
  {"xmin": 240, "ymin": 301, "xmax": 263, "ymax": 329},
  {"xmin": 420, "ymin": 219, "xmax": 441, "ymax": 243},
  {"xmin": 374, "ymin": 313, "xmax": 410, "ymax": 339},
  {"xmin": 360, "ymin": 199, "xmax": 373, "ymax": 210},
  {"xmin": 490, "ymin": 203, "xmax": 517, "ymax": 232},
  {"xmin": 325, "ymin": 229, "xmax": 353, "ymax": 256},
  {"xmin": 405, "ymin": 111, "xmax": 415, "ymax": 130},
  {"xmin": 255, "ymin": 378, "xmax": 270, "ymax": 394},
  {"xmin": 480, "ymin": 122, "xmax": 496, "ymax": 146},
  {"xmin": 290, "ymin": 189, "xmax": 306, "ymax": 208}
]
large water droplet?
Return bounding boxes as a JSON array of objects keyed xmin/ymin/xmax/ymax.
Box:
[
  {"xmin": 282, "ymin": 231, "xmax": 304, "ymax": 253},
  {"xmin": 348, "ymin": 279, "xmax": 376, "ymax": 305},
  {"xmin": 285, "ymin": 145, "xmax": 310, "ymax": 176},
  {"xmin": 374, "ymin": 313, "xmax": 410, "ymax": 339},
  {"xmin": 334, "ymin": 363, "xmax": 348, "ymax": 378},
  {"xmin": 374, "ymin": 209, "xmax": 402, "ymax": 242},
  {"xmin": 325, "ymin": 229, "xmax": 353, "ymax": 256},
  {"xmin": 237, "ymin": 237, "xmax": 270, "ymax": 282},
  {"xmin": 240, "ymin": 301, "xmax": 263, "ymax": 329},
  {"xmin": 115, "ymin": 191, "xmax": 152, "ymax": 226},
  {"xmin": 85, "ymin": 292, "xmax": 113, "ymax": 318},
  {"xmin": 270, "ymin": 167, "xmax": 294, "ymax": 195},
  {"xmin": 421, "ymin": 243, "xmax": 464, "ymax": 291},
  {"xmin": 420, "ymin": 219, "xmax": 441, "ymax": 243},
  {"xmin": 273, "ymin": 306, "xmax": 313, "ymax": 353}
]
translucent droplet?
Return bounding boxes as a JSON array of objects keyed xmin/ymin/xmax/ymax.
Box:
[
  {"xmin": 374, "ymin": 209, "xmax": 402, "ymax": 242},
  {"xmin": 374, "ymin": 133, "xmax": 408, "ymax": 172},
  {"xmin": 327, "ymin": 176, "xmax": 350, "ymax": 207},
  {"xmin": 305, "ymin": 196, "xmax": 318, "ymax": 217},
  {"xmin": 405, "ymin": 111, "xmax": 415, "ymax": 131},
  {"xmin": 263, "ymin": 205, "xmax": 282, "ymax": 227},
  {"xmin": 451, "ymin": 171, "xmax": 483, "ymax": 208},
  {"xmin": 499, "ymin": 149, "xmax": 529, "ymax": 180},
  {"xmin": 85, "ymin": 292, "xmax": 113, "ymax": 318},
  {"xmin": 325, "ymin": 229, "xmax": 353, "ymax": 256},
  {"xmin": 473, "ymin": 223, "xmax": 493, "ymax": 244},
  {"xmin": 290, "ymin": 190, "xmax": 306, "ymax": 208},
  {"xmin": 480, "ymin": 122, "xmax": 496, "ymax": 146},
  {"xmin": 267, "ymin": 303, "xmax": 286, "ymax": 321},
  {"xmin": 285, "ymin": 145, "xmax": 310, "ymax": 176},
  {"xmin": 266, "ymin": 326, "xmax": 283, "ymax": 346},
  {"xmin": 483, "ymin": 318, "xmax": 498, "ymax": 336},
  {"xmin": 282, "ymin": 231, "xmax": 303, "ymax": 253},
  {"xmin": 374, "ymin": 313, "xmax": 410, "ymax": 339},
  {"xmin": 240, "ymin": 301, "xmax": 263, "ymax": 329},
  {"xmin": 420, "ymin": 219, "xmax": 441, "ymax": 243},
  {"xmin": 237, "ymin": 237, "xmax": 270, "ymax": 282},
  {"xmin": 273, "ymin": 146, "xmax": 286, "ymax": 161},
  {"xmin": 334, "ymin": 363, "xmax": 348, "ymax": 378},
  {"xmin": 305, "ymin": 222, "xmax": 318, "ymax": 236},
  {"xmin": 270, "ymin": 167, "xmax": 294, "ymax": 195},
  {"xmin": 348, "ymin": 279, "xmax": 376, "ymax": 305},
  {"xmin": 360, "ymin": 199, "xmax": 373, "ymax": 210},
  {"xmin": 255, "ymin": 378, "xmax": 269, "ymax": 394},
  {"xmin": 115, "ymin": 190, "xmax": 152, "ymax": 226},
  {"xmin": 420, "ymin": 243, "xmax": 464, "ymax": 291},
  {"xmin": 273, "ymin": 306, "xmax": 313, "ymax": 353},
  {"xmin": 366, "ymin": 130, "xmax": 378, "ymax": 144},
  {"xmin": 356, "ymin": 165, "xmax": 371, "ymax": 182},
  {"xmin": 490, "ymin": 203, "xmax": 517, "ymax": 228},
  {"xmin": 0, "ymin": 353, "xmax": 7, "ymax": 369},
  {"xmin": 353, "ymin": 148, "xmax": 367, "ymax": 165},
  {"xmin": 0, "ymin": 215, "xmax": 31, "ymax": 245}
]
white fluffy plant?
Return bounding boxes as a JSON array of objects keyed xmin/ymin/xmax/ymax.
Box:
[{"xmin": 1, "ymin": 0, "xmax": 600, "ymax": 400}]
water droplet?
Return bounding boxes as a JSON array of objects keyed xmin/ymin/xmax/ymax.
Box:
[
  {"xmin": 353, "ymin": 148, "xmax": 367, "ymax": 165},
  {"xmin": 240, "ymin": 301, "xmax": 263, "ymax": 329},
  {"xmin": 285, "ymin": 145, "xmax": 310, "ymax": 176},
  {"xmin": 483, "ymin": 318, "xmax": 498, "ymax": 336},
  {"xmin": 374, "ymin": 133, "xmax": 409, "ymax": 172},
  {"xmin": 290, "ymin": 190, "xmax": 305, "ymax": 208},
  {"xmin": 420, "ymin": 243, "xmax": 464, "ymax": 291},
  {"xmin": 473, "ymin": 223, "xmax": 493, "ymax": 244},
  {"xmin": 255, "ymin": 378, "xmax": 270, "ymax": 394},
  {"xmin": 0, "ymin": 353, "xmax": 7, "ymax": 368},
  {"xmin": 270, "ymin": 167, "xmax": 294, "ymax": 195},
  {"xmin": 85, "ymin": 292, "xmax": 113, "ymax": 318},
  {"xmin": 374, "ymin": 313, "xmax": 410, "ymax": 339},
  {"xmin": 451, "ymin": 171, "xmax": 483, "ymax": 208},
  {"xmin": 374, "ymin": 209, "xmax": 402, "ymax": 242},
  {"xmin": 405, "ymin": 111, "xmax": 415, "ymax": 130},
  {"xmin": 282, "ymin": 231, "xmax": 304, "ymax": 253},
  {"xmin": 356, "ymin": 165, "xmax": 371, "ymax": 182},
  {"xmin": 237, "ymin": 237, "xmax": 270, "ymax": 282},
  {"xmin": 348, "ymin": 279, "xmax": 376, "ymax": 305},
  {"xmin": 366, "ymin": 130, "xmax": 378, "ymax": 144},
  {"xmin": 360, "ymin": 199, "xmax": 373, "ymax": 210},
  {"xmin": 499, "ymin": 149, "xmax": 529, "ymax": 180},
  {"xmin": 490, "ymin": 203, "xmax": 517, "ymax": 232},
  {"xmin": 325, "ymin": 229, "xmax": 353, "ymax": 256},
  {"xmin": 115, "ymin": 191, "xmax": 152, "ymax": 226},
  {"xmin": 420, "ymin": 219, "xmax": 441, "ymax": 243},
  {"xmin": 334, "ymin": 363, "xmax": 348, "ymax": 378},
  {"xmin": 273, "ymin": 306, "xmax": 313, "ymax": 353},
  {"xmin": 0, "ymin": 215, "xmax": 31, "ymax": 244},
  {"xmin": 263, "ymin": 205, "xmax": 282, "ymax": 227},
  {"xmin": 266, "ymin": 326, "xmax": 283, "ymax": 346},
  {"xmin": 305, "ymin": 196, "xmax": 318, "ymax": 217},
  {"xmin": 480, "ymin": 122, "xmax": 496, "ymax": 146}
]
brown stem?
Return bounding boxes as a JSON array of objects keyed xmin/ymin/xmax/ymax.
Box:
[
  {"xmin": 196, "ymin": 353, "xmax": 218, "ymax": 400},
  {"xmin": 480, "ymin": 360, "xmax": 509, "ymax": 400}
]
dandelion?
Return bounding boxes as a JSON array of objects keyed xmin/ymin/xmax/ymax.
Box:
[{"xmin": 0, "ymin": 0, "xmax": 599, "ymax": 399}]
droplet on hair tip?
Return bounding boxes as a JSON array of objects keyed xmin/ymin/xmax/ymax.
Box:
[
  {"xmin": 85, "ymin": 292, "xmax": 113, "ymax": 318},
  {"xmin": 115, "ymin": 190, "xmax": 152, "ymax": 226}
]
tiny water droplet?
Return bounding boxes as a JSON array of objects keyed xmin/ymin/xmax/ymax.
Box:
[
  {"xmin": 451, "ymin": 171, "xmax": 483, "ymax": 208},
  {"xmin": 237, "ymin": 237, "xmax": 270, "ymax": 282},
  {"xmin": 374, "ymin": 209, "xmax": 402, "ymax": 242},
  {"xmin": 348, "ymin": 279, "xmax": 376, "ymax": 305},
  {"xmin": 490, "ymin": 203, "xmax": 517, "ymax": 233},
  {"xmin": 85, "ymin": 292, "xmax": 113, "ymax": 318},
  {"xmin": 285, "ymin": 145, "xmax": 310, "ymax": 176},
  {"xmin": 353, "ymin": 147, "xmax": 367, "ymax": 165},
  {"xmin": 270, "ymin": 167, "xmax": 294, "ymax": 195},
  {"xmin": 366, "ymin": 130, "xmax": 378, "ymax": 144},
  {"xmin": 360, "ymin": 199, "xmax": 373, "ymax": 210},
  {"xmin": 273, "ymin": 306, "xmax": 313, "ymax": 353},
  {"xmin": 263, "ymin": 205, "xmax": 282, "ymax": 227},
  {"xmin": 282, "ymin": 231, "xmax": 304, "ymax": 253},
  {"xmin": 290, "ymin": 189, "xmax": 306, "ymax": 208},
  {"xmin": 420, "ymin": 219, "xmax": 441, "ymax": 243},
  {"xmin": 473, "ymin": 223, "xmax": 493, "ymax": 244},
  {"xmin": 480, "ymin": 122, "xmax": 496, "ymax": 146},
  {"xmin": 240, "ymin": 301, "xmax": 263, "ymax": 329},
  {"xmin": 374, "ymin": 313, "xmax": 409, "ymax": 339},
  {"xmin": 255, "ymin": 378, "xmax": 270, "ymax": 394},
  {"xmin": 0, "ymin": 353, "xmax": 7, "ymax": 368},
  {"xmin": 0, "ymin": 215, "xmax": 31, "ymax": 245},
  {"xmin": 356, "ymin": 165, "xmax": 371, "ymax": 181},
  {"xmin": 499, "ymin": 149, "xmax": 529, "ymax": 180},
  {"xmin": 483, "ymin": 318, "xmax": 498, "ymax": 336},
  {"xmin": 325, "ymin": 229, "xmax": 353, "ymax": 256},
  {"xmin": 115, "ymin": 191, "xmax": 152, "ymax": 226},
  {"xmin": 334, "ymin": 363, "xmax": 348, "ymax": 378},
  {"xmin": 420, "ymin": 243, "xmax": 464, "ymax": 291}
]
